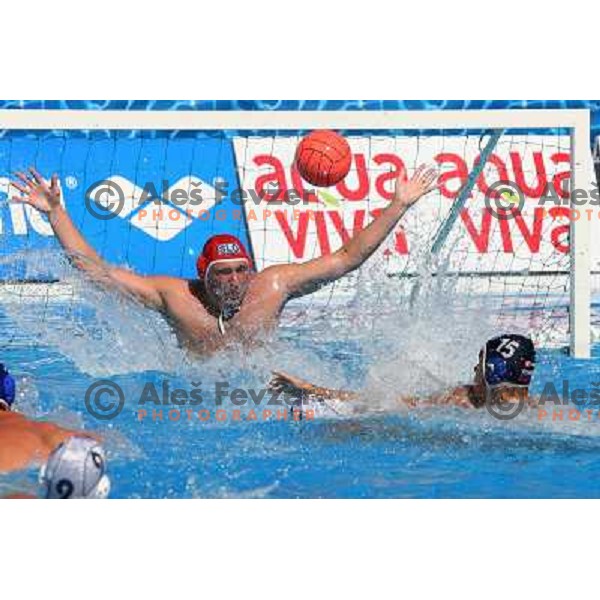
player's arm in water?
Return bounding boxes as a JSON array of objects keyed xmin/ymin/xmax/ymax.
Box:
[
  {"xmin": 11, "ymin": 168, "xmax": 168, "ymax": 310},
  {"xmin": 270, "ymin": 370, "xmax": 358, "ymax": 403},
  {"xmin": 271, "ymin": 371, "xmax": 434, "ymax": 409},
  {"xmin": 272, "ymin": 335, "xmax": 539, "ymax": 412},
  {"xmin": 269, "ymin": 166, "xmax": 438, "ymax": 298}
]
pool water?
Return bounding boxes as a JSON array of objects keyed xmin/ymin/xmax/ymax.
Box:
[{"xmin": 2, "ymin": 296, "xmax": 600, "ymax": 499}]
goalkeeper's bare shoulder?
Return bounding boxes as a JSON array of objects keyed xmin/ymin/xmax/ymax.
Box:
[{"xmin": 10, "ymin": 166, "xmax": 437, "ymax": 355}]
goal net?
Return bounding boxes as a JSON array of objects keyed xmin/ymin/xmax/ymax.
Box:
[{"xmin": 0, "ymin": 109, "xmax": 594, "ymax": 358}]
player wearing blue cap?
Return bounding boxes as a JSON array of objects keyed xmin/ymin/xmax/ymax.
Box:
[
  {"xmin": 0, "ymin": 364, "xmax": 16, "ymax": 411},
  {"xmin": 270, "ymin": 334, "xmax": 537, "ymax": 414}
]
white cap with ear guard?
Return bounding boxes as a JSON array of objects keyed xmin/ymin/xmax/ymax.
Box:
[{"xmin": 40, "ymin": 437, "xmax": 110, "ymax": 499}]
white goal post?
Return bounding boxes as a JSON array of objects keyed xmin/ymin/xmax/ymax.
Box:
[{"xmin": 0, "ymin": 108, "xmax": 593, "ymax": 358}]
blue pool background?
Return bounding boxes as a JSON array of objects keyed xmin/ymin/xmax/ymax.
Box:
[{"xmin": 1, "ymin": 100, "xmax": 600, "ymax": 498}]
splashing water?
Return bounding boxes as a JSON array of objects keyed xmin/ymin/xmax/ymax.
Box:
[
  {"xmin": 2, "ymin": 247, "xmax": 600, "ymax": 499},
  {"xmin": 0, "ymin": 249, "xmax": 185, "ymax": 376},
  {"xmin": 0, "ymin": 247, "xmax": 543, "ymax": 399}
]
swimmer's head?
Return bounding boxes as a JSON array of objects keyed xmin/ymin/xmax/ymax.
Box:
[
  {"xmin": 196, "ymin": 234, "xmax": 253, "ymax": 312},
  {"xmin": 473, "ymin": 334, "xmax": 536, "ymax": 397},
  {"xmin": 0, "ymin": 364, "xmax": 16, "ymax": 412},
  {"xmin": 40, "ymin": 437, "xmax": 110, "ymax": 499}
]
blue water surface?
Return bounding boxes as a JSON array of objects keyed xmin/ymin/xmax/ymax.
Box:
[{"xmin": 2, "ymin": 308, "xmax": 600, "ymax": 499}]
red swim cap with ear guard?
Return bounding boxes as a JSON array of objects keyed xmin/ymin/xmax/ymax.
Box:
[{"xmin": 196, "ymin": 234, "xmax": 252, "ymax": 281}]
